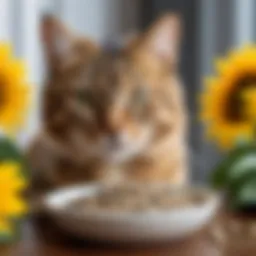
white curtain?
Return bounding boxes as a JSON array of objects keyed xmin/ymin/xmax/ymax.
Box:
[{"xmin": 200, "ymin": 0, "xmax": 255, "ymax": 77}]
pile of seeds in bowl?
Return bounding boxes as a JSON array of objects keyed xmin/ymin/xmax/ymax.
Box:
[{"xmin": 69, "ymin": 184, "xmax": 209, "ymax": 212}]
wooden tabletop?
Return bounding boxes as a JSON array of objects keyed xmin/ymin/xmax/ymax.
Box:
[{"xmin": 1, "ymin": 211, "xmax": 256, "ymax": 256}]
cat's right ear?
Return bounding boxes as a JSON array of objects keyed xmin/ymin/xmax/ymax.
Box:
[{"xmin": 41, "ymin": 15, "xmax": 75, "ymax": 67}]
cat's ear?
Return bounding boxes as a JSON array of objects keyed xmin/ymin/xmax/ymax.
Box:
[
  {"xmin": 140, "ymin": 14, "xmax": 182, "ymax": 64},
  {"xmin": 41, "ymin": 15, "xmax": 76, "ymax": 65}
]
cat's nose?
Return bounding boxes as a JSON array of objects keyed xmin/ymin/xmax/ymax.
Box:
[
  {"xmin": 109, "ymin": 133, "xmax": 119, "ymax": 144},
  {"xmin": 107, "ymin": 133, "xmax": 121, "ymax": 148}
]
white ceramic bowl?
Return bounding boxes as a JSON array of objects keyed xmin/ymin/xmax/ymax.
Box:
[{"xmin": 43, "ymin": 184, "xmax": 220, "ymax": 242}]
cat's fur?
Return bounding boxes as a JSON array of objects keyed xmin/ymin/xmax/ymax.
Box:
[{"xmin": 28, "ymin": 14, "xmax": 188, "ymax": 189}]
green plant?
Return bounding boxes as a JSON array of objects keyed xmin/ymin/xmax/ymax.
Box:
[{"xmin": 211, "ymin": 141, "xmax": 256, "ymax": 209}]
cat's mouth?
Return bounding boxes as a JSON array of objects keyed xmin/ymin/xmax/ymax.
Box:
[{"xmin": 102, "ymin": 144, "xmax": 141, "ymax": 163}]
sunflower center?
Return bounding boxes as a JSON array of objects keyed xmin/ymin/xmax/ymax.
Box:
[{"xmin": 226, "ymin": 75, "xmax": 256, "ymax": 122}]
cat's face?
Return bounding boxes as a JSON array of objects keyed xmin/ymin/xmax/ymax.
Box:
[
  {"xmin": 60, "ymin": 53, "xmax": 155, "ymax": 163},
  {"xmin": 42, "ymin": 14, "xmax": 181, "ymax": 163}
]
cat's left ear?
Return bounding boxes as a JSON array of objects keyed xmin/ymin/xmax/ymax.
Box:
[
  {"xmin": 140, "ymin": 14, "xmax": 182, "ymax": 64},
  {"xmin": 41, "ymin": 14, "xmax": 76, "ymax": 65}
]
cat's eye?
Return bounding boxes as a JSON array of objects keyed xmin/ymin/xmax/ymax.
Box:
[
  {"xmin": 76, "ymin": 90, "xmax": 93, "ymax": 106},
  {"xmin": 132, "ymin": 87, "xmax": 148, "ymax": 106},
  {"xmin": 131, "ymin": 87, "xmax": 148, "ymax": 117}
]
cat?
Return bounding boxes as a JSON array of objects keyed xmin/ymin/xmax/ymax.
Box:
[{"xmin": 28, "ymin": 13, "xmax": 188, "ymax": 190}]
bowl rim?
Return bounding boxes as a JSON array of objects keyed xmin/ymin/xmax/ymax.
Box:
[{"xmin": 43, "ymin": 183, "xmax": 221, "ymax": 220}]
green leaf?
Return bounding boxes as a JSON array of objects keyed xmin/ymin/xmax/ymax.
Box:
[
  {"xmin": 0, "ymin": 232, "xmax": 13, "ymax": 244},
  {"xmin": 0, "ymin": 137, "xmax": 22, "ymax": 161},
  {"xmin": 228, "ymin": 171, "xmax": 256, "ymax": 194},
  {"xmin": 228, "ymin": 155, "xmax": 256, "ymax": 183},
  {"xmin": 0, "ymin": 137, "xmax": 28, "ymax": 178},
  {"xmin": 0, "ymin": 217, "xmax": 25, "ymax": 244},
  {"xmin": 211, "ymin": 142, "xmax": 256, "ymax": 188},
  {"xmin": 230, "ymin": 176, "xmax": 256, "ymax": 208}
]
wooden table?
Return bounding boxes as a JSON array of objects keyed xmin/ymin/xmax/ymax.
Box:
[{"xmin": 1, "ymin": 211, "xmax": 255, "ymax": 256}]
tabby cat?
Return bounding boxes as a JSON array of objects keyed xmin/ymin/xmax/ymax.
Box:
[{"xmin": 28, "ymin": 14, "xmax": 188, "ymax": 189}]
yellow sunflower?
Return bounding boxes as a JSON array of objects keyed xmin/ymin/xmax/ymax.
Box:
[
  {"xmin": 243, "ymin": 87, "xmax": 256, "ymax": 120},
  {"xmin": 0, "ymin": 43, "xmax": 30, "ymax": 134},
  {"xmin": 201, "ymin": 45, "xmax": 256, "ymax": 149},
  {"xmin": 0, "ymin": 162, "xmax": 27, "ymax": 236}
]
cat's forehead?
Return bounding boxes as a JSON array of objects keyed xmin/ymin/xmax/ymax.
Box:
[
  {"xmin": 93, "ymin": 52, "xmax": 124, "ymax": 74},
  {"xmin": 85, "ymin": 50, "xmax": 133, "ymax": 89}
]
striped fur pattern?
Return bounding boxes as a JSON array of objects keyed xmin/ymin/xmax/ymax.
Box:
[{"xmin": 28, "ymin": 14, "xmax": 188, "ymax": 189}]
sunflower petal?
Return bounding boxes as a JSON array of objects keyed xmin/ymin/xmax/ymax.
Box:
[{"xmin": 0, "ymin": 43, "xmax": 30, "ymax": 134}]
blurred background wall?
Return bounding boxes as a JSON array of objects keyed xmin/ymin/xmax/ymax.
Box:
[{"xmin": 0, "ymin": 0, "xmax": 255, "ymax": 181}]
